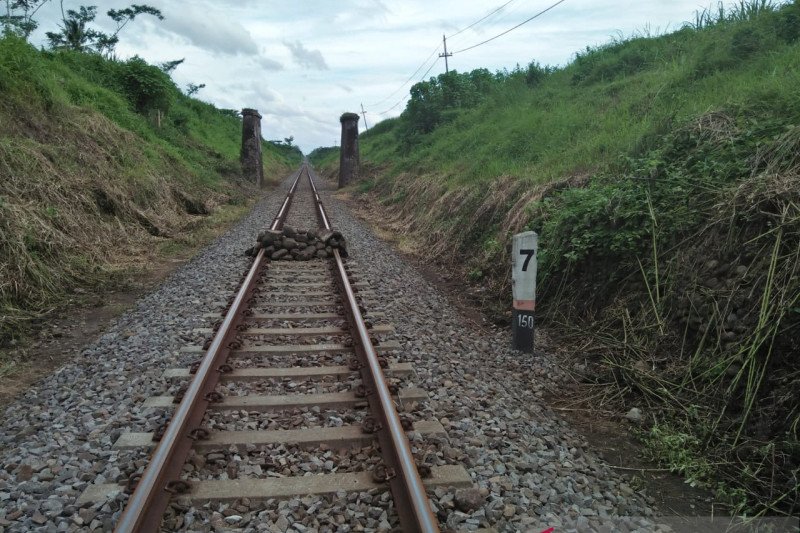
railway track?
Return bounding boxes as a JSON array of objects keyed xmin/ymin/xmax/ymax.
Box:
[{"xmin": 76, "ymin": 165, "xmax": 471, "ymax": 531}]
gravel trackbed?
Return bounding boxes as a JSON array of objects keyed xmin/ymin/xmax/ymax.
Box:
[{"xmin": 0, "ymin": 173, "xmax": 661, "ymax": 532}]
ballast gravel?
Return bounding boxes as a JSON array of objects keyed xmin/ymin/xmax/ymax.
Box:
[
  {"xmin": 0, "ymin": 167, "xmax": 666, "ymax": 532},
  {"xmin": 0, "ymin": 171, "xmax": 301, "ymax": 533}
]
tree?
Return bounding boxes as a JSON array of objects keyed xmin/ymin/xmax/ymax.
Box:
[
  {"xmin": 45, "ymin": 2, "xmax": 163, "ymax": 55},
  {"xmin": 186, "ymin": 82, "xmax": 205, "ymax": 96},
  {"xmin": 284, "ymin": 136, "xmax": 294, "ymax": 147},
  {"xmin": 100, "ymin": 4, "xmax": 163, "ymax": 55},
  {"xmin": 159, "ymin": 58, "xmax": 184, "ymax": 73},
  {"xmin": 397, "ymin": 68, "xmax": 505, "ymax": 148},
  {"xmin": 119, "ymin": 55, "xmax": 175, "ymax": 113},
  {"xmin": 108, "ymin": 4, "xmax": 162, "ymax": 34},
  {"xmin": 1, "ymin": 0, "xmax": 51, "ymax": 38},
  {"xmin": 45, "ymin": 5, "xmax": 101, "ymax": 52}
]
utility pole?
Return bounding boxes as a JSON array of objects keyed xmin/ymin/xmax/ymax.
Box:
[
  {"xmin": 360, "ymin": 103, "xmax": 369, "ymax": 131},
  {"xmin": 439, "ymin": 34, "xmax": 452, "ymax": 74}
]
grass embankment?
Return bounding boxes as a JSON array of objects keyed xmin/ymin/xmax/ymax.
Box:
[
  {"xmin": 308, "ymin": 146, "xmax": 339, "ymax": 167},
  {"xmin": 322, "ymin": 1, "xmax": 800, "ymax": 515},
  {"xmin": 0, "ymin": 36, "xmax": 302, "ymax": 350},
  {"xmin": 308, "ymin": 146, "xmax": 340, "ymax": 183}
]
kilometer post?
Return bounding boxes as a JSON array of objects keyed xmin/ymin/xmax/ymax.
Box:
[{"xmin": 511, "ymin": 231, "xmax": 538, "ymax": 352}]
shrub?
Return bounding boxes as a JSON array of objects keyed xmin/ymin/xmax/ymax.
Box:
[
  {"xmin": 692, "ymin": 40, "xmax": 736, "ymax": 78},
  {"xmin": 524, "ymin": 61, "xmax": 549, "ymax": 87},
  {"xmin": 170, "ymin": 107, "xmax": 191, "ymax": 133},
  {"xmin": 118, "ymin": 56, "xmax": 176, "ymax": 113},
  {"xmin": 571, "ymin": 41, "xmax": 655, "ymax": 85},
  {"xmin": 362, "ymin": 116, "xmax": 397, "ymax": 138},
  {"xmin": 774, "ymin": 3, "xmax": 800, "ymax": 41},
  {"xmin": 731, "ymin": 26, "xmax": 762, "ymax": 56}
]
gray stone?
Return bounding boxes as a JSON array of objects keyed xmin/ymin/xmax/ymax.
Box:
[
  {"xmin": 625, "ymin": 407, "xmax": 643, "ymax": 423},
  {"xmin": 454, "ymin": 488, "xmax": 485, "ymax": 512},
  {"xmin": 0, "ymin": 168, "xmax": 659, "ymax": 533}
]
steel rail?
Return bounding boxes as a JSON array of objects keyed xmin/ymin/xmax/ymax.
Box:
[
  {"xmin": 114, "ymin": 168, "xmax": 304, "ymax": 533},
  {"xmin": 307, "ymin": 168, "xmax": 440, "ymax": 532},
  {"xmin": 271, "ymin": 166, "xmax": 304, "ymax": 230}
]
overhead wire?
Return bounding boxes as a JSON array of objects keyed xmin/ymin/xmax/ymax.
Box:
[
  {"xmin": 377, "ymin": 55, "xmax": 440, "ymax": 115},
  {"xmin": 447, "ymin": 0, "xmax": 518, "ymax": 40},
  {"xmin": 367, "ymin": 0, "xmax": 566, "ymax": 118},
  {"xmin": 452, "ymin": 0, "xmax": 568, "ymax": 54},
  {"xmin": 366, "ymin": 44, "xmax": 441, "ymax": 107},
  {"xmin": 366, "ymin": 1, "xmax": 518, "ymax": 114}
]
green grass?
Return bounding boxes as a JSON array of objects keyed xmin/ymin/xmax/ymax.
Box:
[
  {"xmin": 308, "ymin": 146, "xmax": 340, "ymax": 168},
  {"xmin": 0, "ymin": 35, "xmax": 302, "ymax": 349},
  {"xmin": 359, "ymin": 1, "xmax": 800, "ymax": 187},
  {"xmin": 335, "ymin": 0, "xmax": 800, "ymax": 515},
  {"xmin": 0, "ymin": 38, "xmax": 302, "ymax": 187}
]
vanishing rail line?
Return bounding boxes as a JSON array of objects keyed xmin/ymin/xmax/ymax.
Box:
[{"xmin": 77, "ymin": 164, "xmax": 471, "ymax": 531}]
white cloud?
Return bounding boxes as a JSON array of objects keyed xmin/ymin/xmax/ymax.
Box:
[
  {"xmin": 25, "ymin": 0, "xmax": 711, "ymax": 152},
  {"xmin": 159, "ymin": 8, "xmax": 259, "ymax": 56},
  {"xmin": 333, "ymin": 0, "xmax": 391, "ymax": 27},
  {"xmin": 284, "ymin": 40, "xmax": 329, "ymax": 70},
  {"xmin": 256, "ymin": 56, "xmax": 284, "ymax": 71}
]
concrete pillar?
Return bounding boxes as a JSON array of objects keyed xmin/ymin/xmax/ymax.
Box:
[
  {"xmin": 241, "ymin": 108, "xmax": 264, "ymax": 187},
  {"xmin": 338, "ymin": 112, "xmax": 360, "ymax": 189}
]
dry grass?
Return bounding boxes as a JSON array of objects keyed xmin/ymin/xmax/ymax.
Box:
[
  {"xmin": 0, "ymin": 106, "xmax": 244, "ymax": 345},
  {"xmin": 547, "ymin": 125, "xmax": 800, "ymax": 515},
  {"xmin": 344, "ymin": 110, "xmax": 799, "ymax": 514}
]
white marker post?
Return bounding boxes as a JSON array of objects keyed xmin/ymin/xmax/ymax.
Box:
[{"xmin": 511, "ymin": 231, "xmax": 538, "ymax": 353}]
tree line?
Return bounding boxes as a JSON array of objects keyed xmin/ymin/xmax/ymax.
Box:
[
  {"xmin": 394, "ymin": 62, "xmax": 553, "ymax": 149},
  {"xmin": 1, "ymin": 1, "xmax": 214, "ymax": 99},
  {"xmin": 2, "ymin": 1, "xmax": 162, "ymax": 56}
]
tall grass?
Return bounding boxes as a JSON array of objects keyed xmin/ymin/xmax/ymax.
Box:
[
  {"xmin": 691, "ymin": 0, "xmax": 779, "ymax": 29},
  {"xmin": 359, "ymin": 0, "xmax": 799, "ymax": 188},
  {"xmin": 0, "ymin": 36, "xmax": 300, "ymax": 347},
  {"xmin": 341, "ymin": 0, "xmax": 800, "ymax": 515}
]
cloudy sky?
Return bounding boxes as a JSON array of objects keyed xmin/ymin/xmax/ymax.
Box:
[{"xmin": 28, "ymin": 0, "xmax": 709, "ymax": 152}]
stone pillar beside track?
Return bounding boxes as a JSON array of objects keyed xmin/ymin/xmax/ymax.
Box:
[
  {"xmin": 338, "ymin": 112, "xmax": 360, "ymax": 188},
  {"xmin": 241, "ymin": 108, "xmax": 264, "ymax": 187}
]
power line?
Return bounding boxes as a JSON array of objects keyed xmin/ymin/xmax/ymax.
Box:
[
  {"xmin": 366, "ymin": 44, "xmax": 442, "ymax": 107},
  {"xmin": 378, "ymin": 94, "xmax": 411, "ymax": 116},
  {"xmin": 365, "ymin": 1, "xmax": 517, "ymax": 111},
  {"xmin": 377, "ymin": 56, "xmax": 440, "ymax": 115},
  {"xmin": 365, "ymin": 0, "xmax": 565, "ymax": 118},
  {"xmin": 447, "ymin": 0, "xmax": 518, "ymax": 39},
  {"xmin": 363, "ymin": 0, "xmax": 532, "ymax": 117},
  {"xmin": 452, "ymin": 0, "xmax": 568, "ymax": 54}
]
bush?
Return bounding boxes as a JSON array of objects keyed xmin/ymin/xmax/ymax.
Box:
[
  {"xmin": 118, "ymin": 56, "xmax": 176, "ymax": 113},
  {"xmin": 170, "ymin": 107, "xmax": 191, "ymax": 133},
  {"xmin": 308, "ymin": 146, "xmax": 339, "ymax": 166},
  {"xmin": 362, "ymin": 116, "xmax": 397, "ymax": 138},
  {"xmin": 571, "ymin": 40, "xmax": 655, "ymax": 85},
  {"xmin": 775, "ymin": 5, "xmax": 800, "ymax": 41},
  {"xmin": 731, "ymin": 26, "xmax": 762, "ymax": 57},
  {"xmin": 524, "ymin": 61, "xmax": 550, "ymax": 87},
  {"xmin": 398, "ymin": 68, "xmax": 506, "ymax": 148}
]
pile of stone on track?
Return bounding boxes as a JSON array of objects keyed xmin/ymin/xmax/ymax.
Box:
[{"xmin": 245, "ymin": 225, "xmax": 347, "ymax": 260}]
